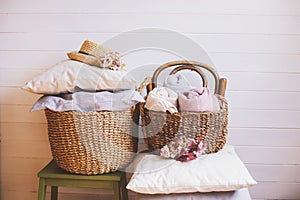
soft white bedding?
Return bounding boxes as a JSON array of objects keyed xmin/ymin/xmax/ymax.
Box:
[
  {"xmin": 133, "ymin": 188, "xmax": 252, "ymax": 200},
  {"xmin": 126, "ymin": 145, "xmax": 257, "ymax": 194}
]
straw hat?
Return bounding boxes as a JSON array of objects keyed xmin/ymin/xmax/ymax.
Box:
[{"xmin": 67, "ymin": 40, "xmax": 125, "ymax": 70}]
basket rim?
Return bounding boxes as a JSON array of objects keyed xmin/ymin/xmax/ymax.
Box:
[{"xmin": 44, "ymin": 108, "xmax": 134, "ymax": 114}]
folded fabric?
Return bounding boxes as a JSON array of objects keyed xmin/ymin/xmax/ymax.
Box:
[
  {"xmin": 31, "ymin": 89, "xmax": 145, "ymax": 112},
  {"xmin": 145, "ymin": 87, "xmax": 178, "ymax": 113},
  {"xmin": 163, "ymin": 74, "xmax": 193, "ymax": 93},
  {"xmin": 178, "ymin": 87, "xmax": 213, "ymax": 112}
]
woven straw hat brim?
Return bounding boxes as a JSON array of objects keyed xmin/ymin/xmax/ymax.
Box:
[{"xmin": 67, "ymin": 52, "xmax": 101, "ymax": 67}]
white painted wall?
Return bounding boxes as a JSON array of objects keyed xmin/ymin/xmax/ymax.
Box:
[{"xmin": 1, "ymin": 0, "xmax": 300, "ymax": 199}]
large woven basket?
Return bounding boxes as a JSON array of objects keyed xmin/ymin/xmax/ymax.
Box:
[
  {"xmin": 140, "ymin": 61, "xmax": 228, "ymax": 154},
  {"xmin": 45, "ymin": 107, "xmax": 139, "ymax": 175}
]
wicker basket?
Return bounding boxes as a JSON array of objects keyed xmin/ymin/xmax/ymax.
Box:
[
  {"xmin": 45, "ymin": 106, "xmax": 140, "ymax": 175},
  {"xmin": 140, "ymin": 61, "xmax": 228, "ymax": 154}
]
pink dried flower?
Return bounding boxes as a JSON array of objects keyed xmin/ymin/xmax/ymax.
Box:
[
  {"xmin": 160, "ymin": 136, "xmax": 206, "ymax": 162},
  {"xmin": 160, "ymin": 145, "xmax": 171, "ymax": 158}
]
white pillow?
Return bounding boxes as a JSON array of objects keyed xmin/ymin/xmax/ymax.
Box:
[
  {"xmin": 22, "ymin": 60, "xmax": 138, "ymax": 94},
  {"xmin": 126, "ymin": 145, "xmax": 257, "ymax": 194}
]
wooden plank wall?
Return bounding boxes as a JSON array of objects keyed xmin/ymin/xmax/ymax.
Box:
[{"xmin": 1, "ymin": 0, "xmax": 300, "ymax": 199}]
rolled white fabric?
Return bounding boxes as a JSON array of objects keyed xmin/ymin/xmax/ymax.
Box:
[
  {"xmin": 145, "ymin": 87, "xmax": 178, "ymax": 113},
  {"xmin": 163, "ymin": 74, "xmax": 192, "ymax": 93}
]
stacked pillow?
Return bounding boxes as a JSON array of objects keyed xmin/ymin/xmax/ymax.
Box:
[
  {"xmin": 23, "ymin": 40, "xmax": 144, "ymax": 112},
  {"xmin": 23, "ymin": 59, "xmax": 138, "ymax": 94}
]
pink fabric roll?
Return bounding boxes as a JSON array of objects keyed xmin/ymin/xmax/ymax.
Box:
[{"xmin": 178, "ymin": 87, "xmax": 213, "ymax": 112}]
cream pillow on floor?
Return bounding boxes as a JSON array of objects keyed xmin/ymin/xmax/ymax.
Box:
[
  {"xmin": 126, "ymin": 145, "xmax": 257, "ymax": 194},
  {"xmin": 22, "ymin": 60, "xmax": 137, "ymax": 94}
]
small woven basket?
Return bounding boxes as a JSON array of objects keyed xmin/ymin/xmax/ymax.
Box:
[
  {"xmin": 45, "ymin": 106, "xmax": 139, "ymax": 175},
  {"xmin": 140, "ymin": 61, "xmax": 228, "ymax": 154}
]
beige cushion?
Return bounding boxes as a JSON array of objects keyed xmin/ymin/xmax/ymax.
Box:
[
  {"xmin": 126, "ymin": 145, "xmax": 257, "ymax": 194},
  {"xmin": 22, "ymin": 60, "xmax": 137, "ymax": 94}
]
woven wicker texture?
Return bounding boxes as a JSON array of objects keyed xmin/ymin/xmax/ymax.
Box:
[
  {"xmin": 141, "ymin": 61, "xmax": 228, "ymax": 154},
  {"xmin": 141, "ymin": 95, "xmax": 228, "ymax": 154},
  {"xmin": 45, "ymin": 109, "xmax": 139, "ymax": 175}
]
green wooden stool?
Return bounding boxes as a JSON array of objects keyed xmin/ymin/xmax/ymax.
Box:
[{"xmin": 37, "ymin": 160, "xmax": 128, "ymax": 200}]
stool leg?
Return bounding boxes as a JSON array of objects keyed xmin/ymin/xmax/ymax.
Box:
[
  {"xmin": 38, "ymin": 178, "xmax": 46, "ymax": 200},
  {"xmin": 121, "ymin": 173, "xmax": 128, "ymax": 200},
  {"xmin": 51, "ymin": 186, "xmax": 58, "ymax": 200},
  {"xmin": 113, "ymin": 182, "xmax": 121, "ymax": 200}
]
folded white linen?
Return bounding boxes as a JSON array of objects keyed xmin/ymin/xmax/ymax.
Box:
[
  {"xmin": 32, "ymin": 95, "xmax": 79, "ymax": 112},
  {"xmin": 133, "ymin": 188, "xmax": 252, "ymax": 200},
  {"xmin": 163, "ymin": 74, "xmax": 193, "ymax": 93},
  {"xmin": 31, "ymin": 89, "xmax": 145, "ymax": 112},
  {"xmin": 145, "ymin": 87, "xmax": 178, "ymax": 113},
  {"xmin": 178, "ymin": 87, "xmax": 213, "ymax": 112}
]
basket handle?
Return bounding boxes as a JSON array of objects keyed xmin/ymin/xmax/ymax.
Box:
[
  {"xmin": 149, "ymin": 60, "xmax": 220, "ymax": 94},
  {"xmin": 131, "ymin": 77, "xmax": 152, "ymax": 126},
  {"xmin": 137, "ymin": 76, "xmax": 152, "ymax": 94},
  {"xmin": 169, "ymin": 65, "xmax": 208, "ymax": 88}
]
